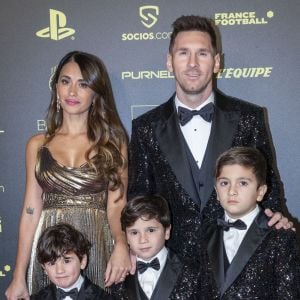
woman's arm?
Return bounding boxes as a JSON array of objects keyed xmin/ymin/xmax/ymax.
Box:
[
  {"xmin": 104, "ymin": 143, "xmax": 131, "ymax": 287},
  {"xmin": 5, "ymin": 135, "xmax": 44, "ymax": 300}
]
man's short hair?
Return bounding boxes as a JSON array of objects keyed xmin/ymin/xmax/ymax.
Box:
[{"xmin": 169, "ymin": 15, "xmax": 218, "ymax": 54}]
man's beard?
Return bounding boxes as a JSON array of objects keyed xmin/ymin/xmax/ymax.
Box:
[{"xmin": 178, "ymin": 80, "xmax": 210, "ymax": 96}]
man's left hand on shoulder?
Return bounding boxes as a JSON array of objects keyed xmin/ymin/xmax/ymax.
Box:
[{"xmin": 264, "ymin": 208, "xmax": 295, "ymax": 231}]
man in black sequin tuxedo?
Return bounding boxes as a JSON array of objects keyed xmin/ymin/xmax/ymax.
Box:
[
  {"xmin": 128, "ymin": 15, "xmax": 288, "ymax": 262},
  {"xmin": 205, "ymin": 147, "xmax": 299, "ymax": 299}
]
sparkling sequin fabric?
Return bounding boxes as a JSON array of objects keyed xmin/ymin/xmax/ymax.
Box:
[
  {"xmin": 128, "ymin": 91, "xmax": 281, "ymax": 262},
  {"xmin": 169, "ymin": 253, "xmax": 218, "ymax": 299},
  {"xmin": 111, "ymin": 250, "xmax": 217, "ymax": 299},
  {"xmin": 215, "ymin": 228, "xmax": 300, "ymax": 299},
  {"xmin": 27, "ymin": 146, "xmax": 113, "ymax": 293}
]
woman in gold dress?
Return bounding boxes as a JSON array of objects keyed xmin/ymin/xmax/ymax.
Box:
[{"xmin": 5, "ymin": 51, "xmax": 131, "ymax": 299}]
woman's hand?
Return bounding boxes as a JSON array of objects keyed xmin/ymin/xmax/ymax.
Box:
[
  {"xmin": 104, "ymin": 240, "xmax": 131, "ymax": 287},
  {"xmin": 5, "ymin": 277, "xmax": 29, "ymax": 300}
]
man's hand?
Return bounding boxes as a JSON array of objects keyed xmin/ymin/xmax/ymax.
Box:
[{"xmin": 264, "ymin": 208, "xmax": 295, "ymax": 231}]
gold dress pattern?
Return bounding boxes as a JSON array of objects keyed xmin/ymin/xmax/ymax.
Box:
[{"xmin": 27, "ymin": 146, "xmax": 113, "ymax": 294}]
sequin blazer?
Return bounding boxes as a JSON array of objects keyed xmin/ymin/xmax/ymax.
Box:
[
  {"xmin": 30, "ymin": 277, "xmax": 114, "ymax": 300},
  {"xmin": 205, "ymin": 210, "xmax": 300, "ymax": 299},
  {"xmin": 128, "ymin": 90, "xmax": 282, "ymax": 261},
  {"xmin": 111, "ymin": 250, "xmax": 216, "ymax": 300}
]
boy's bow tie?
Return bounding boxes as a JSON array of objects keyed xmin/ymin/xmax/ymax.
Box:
[
  {"xmin": 217, "ymin": 218, "xmax": 247, "ymax": 231},
  {"xmin": 57, "ymin": 287, "xmax": 78, "ymax": 300},
  {"xmin": 137, "ymin": 257, "xmax": 160, "ymax": 274}
]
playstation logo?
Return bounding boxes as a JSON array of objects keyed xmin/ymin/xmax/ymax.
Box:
[
  {"xmin": 139, "ymin": 5, "xmax": 159, "ymax": 28},
  {"xmin": 36, "ymin": 9, "xmax": 75, "ymax": 40}
]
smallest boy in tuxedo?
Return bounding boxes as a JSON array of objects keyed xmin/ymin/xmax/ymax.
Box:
[
  {"xmin": 112, "ymin": 194, "xmax": 214, "ymax": 300},
  {"xmin": 30, "ymin": 223, "xmax": 114, "ymax": 300},
  {"xmin": 206, "ymin": 146, "xmax": 300, "ymax": 299}
]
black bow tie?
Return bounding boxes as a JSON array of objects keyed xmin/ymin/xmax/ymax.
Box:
[
  {"xmin": 57, "ymin": 287, "xmax": 78, "ymax": 300},
  {"xmin": 137, "ymin": 257, "xmax": 160, "ymax": 274},
  {"xmin": 217, "ymin": 219, "xmax": 247, "ymax": 231},
  {"xmin": 178, "ymin": 102, "xmax": 214, "ymax": 126}
]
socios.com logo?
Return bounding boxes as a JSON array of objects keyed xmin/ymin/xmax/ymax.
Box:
[
  {"xmin": 121, "ymin": 5, "xmax": 170, "ymax": 41},
  {"xmin": 36, "ymin": 9, "xmax": 75, "ymax": 40},
  {"xmin": 139, "ymin": 5, "xmax": 159, "ymax": 28}
]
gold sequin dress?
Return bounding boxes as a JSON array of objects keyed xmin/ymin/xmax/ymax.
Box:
[{"xmin": 27, "ymin": 146, "xmax": 113, "ymax": 294}]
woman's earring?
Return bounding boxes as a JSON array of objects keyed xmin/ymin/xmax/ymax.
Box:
[
  {"xmin": 57, "ymin": 96, "xmax": 60, "ymax": 113},
  {"xmin": 91, "ymin": 100, "xmax": 95, "ymax": 110}
]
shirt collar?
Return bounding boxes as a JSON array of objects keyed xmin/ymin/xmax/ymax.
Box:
[
  {"xmin": 137, "ymin": 246, "xmax": 168, "ymax": 269},
  {"xmin": 175, "ymin": 92, "xmax": 214, "ymax": 112},
  {"xmin": 225, "ymin": 205, "xmax": 260, "ymax": 228}
]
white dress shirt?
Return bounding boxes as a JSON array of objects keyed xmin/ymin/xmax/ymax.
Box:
[
  {"xmin": 223, "ymin": 205, "xmax": 260, "ymax": 263},
  {"xmin": 56, "ymin": 274, "xmax": 84, "ymax": 300},
  {"xmin": 137, "ymin": 246, "xmax": 168, "ymax": 299},
  {"xmin": 175, "ymin": 93, "xmax": 214, "ymax": 168}
]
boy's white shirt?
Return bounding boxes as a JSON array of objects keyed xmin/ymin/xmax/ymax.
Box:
[
  {"xmin": 224, "ymin": 205, "xmax": 260, "ymax": 263},
  {"xmin": 56, "ymin": 273, "xmax": 84, "ymax": 299},
  {"xmin": 137, "ymin": 246, "xmax": 168, "ymax": 299}
]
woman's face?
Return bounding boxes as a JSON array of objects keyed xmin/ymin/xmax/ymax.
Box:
[{"xmin": 56, "ymin": 61, "xmax": 95, "ymax": 118}]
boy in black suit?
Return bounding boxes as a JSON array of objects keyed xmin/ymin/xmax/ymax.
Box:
[
  {"xmin": 112, "ymin": 194, "xmax": 215, "ymax": 300},
  {"xmin": 206, "ymin": 147, "xmax": 300, "ymax": 299},
  {"xmin": 30, "ymin": 223, "xmax": 114, "ymax": 300}
]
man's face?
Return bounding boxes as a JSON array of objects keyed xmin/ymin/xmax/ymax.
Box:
[
  {"xmin": 126, "ymin": 217, "xmax": 171, "ymax": 261},
  {"xmin": 43, "ymin": 251, "xmax": 87, "ymax": 289},
  {"xmin": 167, "ymin": 31, "xmax": 220, "ymax": 108}
]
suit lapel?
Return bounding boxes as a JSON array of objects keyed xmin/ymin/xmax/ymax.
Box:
[
  {"xmin": 45, "ymin": 284, "xmax": 59, "ymax": 300},
  {"xmin": 151, "ymin": 251, "xmax": 182, "ymax": 300},
  {"xmin": 154, "ymin": 92, "xmax": 241, "ymax": 209},
  {"xmin": 199, "ymin": 92, "xmax": 240, "ymax": 210},
  {"xmin": 207, "ymin": 224, "xmax": 226, "ymax": 290},
  {"xmin": 154, "ymin": 96, "xmax": 200, "ymax": 206},
  {"xmin": 77, "ymin": 277, "xmax": 98, "ymax": 299},
  {"xmin": 124, "ymin": 274, "xmax": 143, "ymax": 300},
  {"xmin": 221, "ymin": 211, "xmax": 271, "ymax": 295}
]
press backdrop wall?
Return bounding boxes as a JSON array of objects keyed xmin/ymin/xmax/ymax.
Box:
[{"xmin": 1, "ymin": 0, "xmax": 299, "ymax": 295}]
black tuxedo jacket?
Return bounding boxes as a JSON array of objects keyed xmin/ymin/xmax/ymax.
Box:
[
  {"xmin": 128, "ymin": 90, "xmax": 281, "ymax": 260},
  {"xmin": 30, "ymin": 276, "xmax": 114, "ymax": 300},
  {"xmin": 205, "ymin": 210, "xmax": 300, "ymax": 299},
  {"xmin": 112, "ymin": 250, "xmax": 212, "ymax": 300}
]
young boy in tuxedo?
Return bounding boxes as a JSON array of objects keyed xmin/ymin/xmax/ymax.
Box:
[
  {"xmin": 206, "ymin": 147, "xmax": 300, "ymax": 299},
  {"xmin": 30, "ymin": 223, "xmax": 114, "ymax": 300},
  {"xmin": 112, "ymin": 194, "xmax": 215, "ymax": 300}
]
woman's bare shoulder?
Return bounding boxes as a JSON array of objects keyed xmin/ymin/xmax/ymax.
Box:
[{"xmin": 26, "ymin": 134, "xmax": 46, "ymax": 152}]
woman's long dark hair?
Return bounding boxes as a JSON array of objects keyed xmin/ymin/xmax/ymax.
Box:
[{"xmin": 45, "ymin": 51, "xmax": 128, "ymax": 194}]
